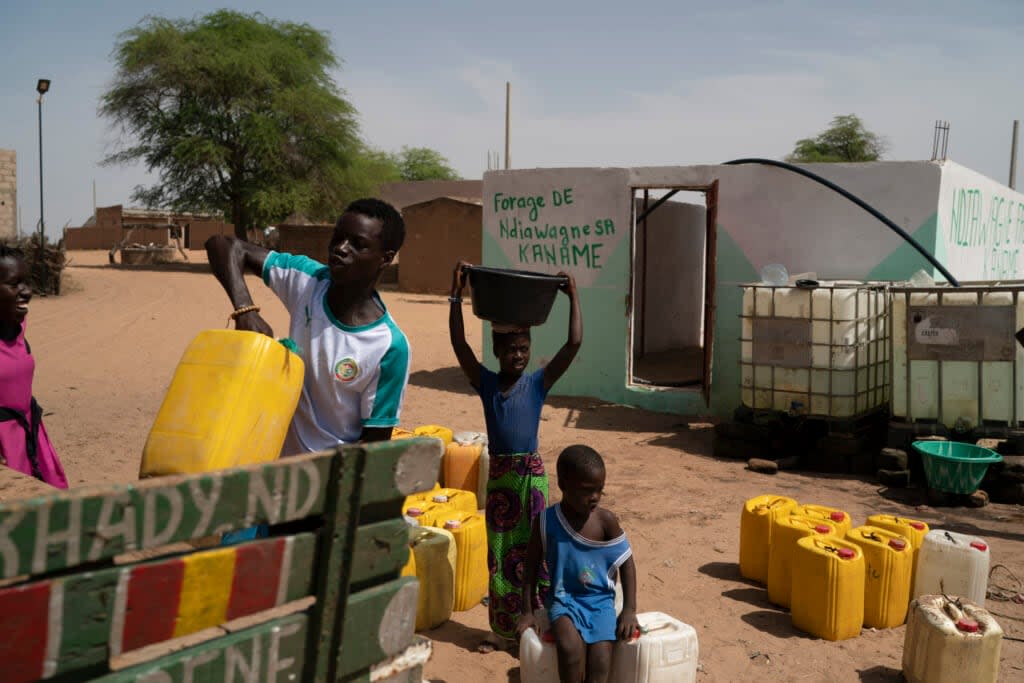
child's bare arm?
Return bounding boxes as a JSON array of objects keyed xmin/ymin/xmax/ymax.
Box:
[
  {"xmin": 543, "ymin": 272, "xmax": 582, "ymax": 391},
  {"xmin": 448, "ymin": 261, "xmax": 481, "ymax": 388},
  {"xmin": 516, "ymin": 515, "xmax": 544, "ymax": 637},
  {"xmin": 603, "ymin": 509, "xmax": 640, "ymax": 640},
  {"xmin": 617, "ymin": 555, "xmax": 639, "ymax": 640}
]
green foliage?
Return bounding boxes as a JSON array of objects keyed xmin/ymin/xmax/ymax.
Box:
[
  {"xmin": 392, "ymin": 146, "xmax": 461, "ymax": 181},
  {"xmin": 785, "ymin": 114, "xmax": 887, "ymax": 163},
  {"xmin": 99, "ymin": 10, "xmax": 361, "ymax": 237}
]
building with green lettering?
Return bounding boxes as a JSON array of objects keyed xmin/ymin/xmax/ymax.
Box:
[{"xmin": 479, "ymin": 160, "xmax": 1024, "ymax": 417}]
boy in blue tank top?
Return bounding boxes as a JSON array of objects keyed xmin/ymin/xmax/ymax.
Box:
[{"xmin": 518, "ymin": 445, "xmax": 639, "ymax": 683}]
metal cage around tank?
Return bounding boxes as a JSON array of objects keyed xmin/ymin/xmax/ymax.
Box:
[
  {"xmin": 739, "ymin": 281, "xmax": 891, "ymax": 420},
  {"xmin": 890, "ymin": 281, "xmax": 1024, "ymax": 430}
]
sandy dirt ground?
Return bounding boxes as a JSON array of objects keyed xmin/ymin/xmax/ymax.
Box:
[{"xmin": 19, "ymin": 251, "xmax": 1024, "ymax": 682}]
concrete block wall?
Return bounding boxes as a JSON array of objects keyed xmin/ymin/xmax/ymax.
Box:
[
  {"xmin": 187, "ymin": 221, "xmax": 232, "ymax": 250},
  {"xmin": 0, "ymin": 150, "xmax": 16, "ymax": 240},
  {"xmin": 63, "ymin": 226, "xmax": 122, "ymax": 250},
  {"xmin": 276, "ymin": 223, "xmax": 334, "ymax": 261}
]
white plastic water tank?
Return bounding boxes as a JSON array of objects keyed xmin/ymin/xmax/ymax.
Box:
[
  {"xmin": 913, "ymin": 529, "xmax": 991, "ymax": 605},
  {"xmin": 891, "ymin": 284, "xmax": 1024, "ymax": 429},
  {"xmin": 902, "ymin": 594, "xmax": 1003, "ymax": 683},
  {"xmin": 740, "ymin": 282, "xmax": 889, "ymax": 417},
  {"xmin": 610, "ymin": 612, "xmax": 699, "ymax": 683}
]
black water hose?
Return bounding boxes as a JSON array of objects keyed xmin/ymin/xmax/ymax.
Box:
[{"xmin": 722, "ymin": 158, "xmax": 960, "ymax": 287}]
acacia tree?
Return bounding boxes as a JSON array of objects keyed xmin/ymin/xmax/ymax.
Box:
[
  {"xmin": 786, "ymin": 114, "xmax": 887, "ymax": 163},
  {"xmin": 392, "ymin": 146, "xmax": 461, "ymax": 181},
  {"xmin": 99, "ymin": 11, "xmax": 361, "ymax": 237}
]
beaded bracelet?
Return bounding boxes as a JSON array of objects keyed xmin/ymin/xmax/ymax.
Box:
[{"xmin": 230, "ymin": 304, "xmax": 261, "ymax": 320}]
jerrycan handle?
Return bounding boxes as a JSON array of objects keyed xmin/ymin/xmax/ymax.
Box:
[
  {"xmin": 278, "ymin": 337, "xmax": 301, "ymax": 356},
  {"xmin": 277, "ymin": 337, "xmax": 301, "ymax": 373}
]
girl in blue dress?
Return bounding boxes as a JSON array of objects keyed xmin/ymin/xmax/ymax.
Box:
[
  {"xmin": 449, "ymin": 261, "xmax": 582, "ymax": 652},
  {"xmin": 518, "ymin": 445, "xmax": 639, "ymax": 682}
]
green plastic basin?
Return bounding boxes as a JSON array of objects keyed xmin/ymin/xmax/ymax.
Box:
[{"xmin": 912, "ymin": 440, "xmax": 1003, "ymax": 495}]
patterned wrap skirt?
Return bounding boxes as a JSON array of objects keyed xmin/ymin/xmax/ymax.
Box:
[{"xmin": 485, "ymin": 451, "xmax": 550, "ymax": 639}]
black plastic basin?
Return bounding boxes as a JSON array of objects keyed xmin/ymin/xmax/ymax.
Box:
[{"xmin": 467, "ymin": 265, "xmax": 568, "ymax": 327}]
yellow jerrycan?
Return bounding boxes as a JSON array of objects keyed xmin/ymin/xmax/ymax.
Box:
[
  {"xmin": 739, "ymin": 495, "xmax": 798, "ymax": 584},
  {"xmin": 444, "ymin": 432, "xmax": 489, "ymax": 505},
  {"xmin": 797, "ymin": 504, "xmax": 852, "ymax": 536},
  {"xmin": 410, "ymin": 525, "xmax": 457, "ymax": 631},
  {"xmin": 767, "ymin": 515, "xmax": 838, "ymax": 608},
  {"xmin": 791, "ymin": 535, "xmax": 865, "ymax": 640},
  {"xmin": 442, "ymin": 512, "xmax": 489, "ymax": 612},
  {"xmin": 414, "ymin": 424, "xmax": 454, "ymax": 446},
  {"xmin": 844, "ymin": 525, "xmax": 914, "ymax": 629},
  {"xmin": 140, "ymin": 330, "xmax": 304, "ymax": 477},
  {"xmin": 401, "ymin": 543, "xmax": 417, "ymax": 578},
  {"xmin": 866, "ymin": 514, "xmax": 929, "ymax": 594}
]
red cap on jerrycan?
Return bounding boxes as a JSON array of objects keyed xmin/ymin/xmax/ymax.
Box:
[
  {"xmin": 909, "ymin": 521, "xmax": 926, "ymax": 530},
  {"xmin": 837, "ymin": 548, "xmax": 856, "ymax": 560},
  {"xmin": 970, "ymin": 541, "xmax": 988, "ymax": 552},
  {"xmin": 888, "ymin": 538, "xmax": 907, "ymax": 551},
  {"xmin": 814, "ymin": 525, "xmax": 831, "ymax": 534},
  {"xmin": 830, "ymin": 511, "xmax": 846, "ymax": 523},
  {"xmin": 955, "ymin": 618, "xmax": 980, "ymax": 633}
]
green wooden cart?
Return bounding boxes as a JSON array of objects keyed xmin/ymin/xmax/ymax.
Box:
[{"xmin": 0, "ymin": 437, "xmax": 442, "ymax": 683}]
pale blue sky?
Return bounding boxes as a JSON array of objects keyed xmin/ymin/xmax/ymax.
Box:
[{"xmin": 1, "ymin": 1, "xmax": 1022, "ymax": 236}]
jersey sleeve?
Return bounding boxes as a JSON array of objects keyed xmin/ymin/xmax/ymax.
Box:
[
  {"xmin": 362, "ymin": 325, "xmax": 411, "ymax": 428},
  {"xmin": 261, "ymin": 251, "xmax": 329, "ymax": 312}
]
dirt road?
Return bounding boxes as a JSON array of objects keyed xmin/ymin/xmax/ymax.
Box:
[{"xmin": 24, "ymin": 251, "xmax": 1024, "ymax": 682}]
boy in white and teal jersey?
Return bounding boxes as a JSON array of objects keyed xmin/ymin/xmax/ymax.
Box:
[
  {"xmin": 207, "ymin": 199, "xmax": 409, "ymax": 543},
  {"xmin": 262, "ymin": 251, "xmax": 410, "ymax": 455}
]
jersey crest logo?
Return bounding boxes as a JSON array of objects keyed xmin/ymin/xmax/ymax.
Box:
[{"xmin": 334, "ymin": 357, "xmax": 359, "ymax": 382}]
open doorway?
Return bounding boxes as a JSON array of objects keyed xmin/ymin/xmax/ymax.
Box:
[{"xmin": 629, "ymin": 182, "xmax": 718, "ymax": 403}]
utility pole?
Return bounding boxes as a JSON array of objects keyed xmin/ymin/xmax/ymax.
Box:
[
  {"xmin": 1010, "ymin": 120, "xmax": 1019, "ymax": 190},
  {"xmin": 504, "ymin": 82, "xmax": 511, "ymax": 170}
]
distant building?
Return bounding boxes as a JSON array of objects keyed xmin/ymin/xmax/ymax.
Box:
[
  {"xmin": 0, "ymin": 149, "xmax": 15, "ymax": 240},
  {"xmin": 398, "ymin": 196, "xmax": 482, "ymax": 294},
  {"xmin": 63, "ymin": 205, "xmax": 231, "ymax": 250}
]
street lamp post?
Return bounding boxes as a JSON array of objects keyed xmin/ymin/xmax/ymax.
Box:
[{"xmin": 36, "ymin": 78, "xmax": 50, "ymax": 246}]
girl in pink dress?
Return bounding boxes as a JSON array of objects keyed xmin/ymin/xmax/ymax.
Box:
[{"xmin": 0, "ymin": 244, "xmax": 68, "ymax": 488}]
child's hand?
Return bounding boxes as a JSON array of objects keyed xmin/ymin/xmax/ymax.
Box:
[
  {"xmin": 451, "ymin": 261, "xmax": 471, "ymax": 296},
  {"xmin": 515, "ymin": 612, "xmax": 537, "ymax": 639},
  {"xmin": 617, "ymin": 608, "xmax": 640, "ymax": 641},
  {"xmin": 557, "ymin": 271, "xmax": 577, "ymax": 297}
]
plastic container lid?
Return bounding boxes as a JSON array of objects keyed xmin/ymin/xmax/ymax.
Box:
[
  {"xmin": 830, "ymin": 511, "xmax": 846, "ymax": 522},
  {"xmin": 444, "ymin": 520, "xmax": 461, "ymax": 530},
  {"xmin": 888, "ymin": 538, "xmax": 907, "ymax": 551},
  {"xmin": 760, "ymin": 263, "xmax": 789, "ymax": 286},
  {"xmin": 432, "ymin": 495, "xmax": 450, "ymax": 503},
  {"xmin": 909, "ymin": 522, "xmax": 926, "ymax": 530},
  {"xmin": 837, "ymin": 548, "xmax": 856, "ymax": 560},
  {"xmin": 814, "ymin": 525, "xmax": 831, "ymax": 534},
  {"xmin": 970, "ymin": 541, "xmax": 988, "ymax": 552},
  {"xmin": 407, "ymin": 508, "xmax": 422, "ymax": 517},
  {"xmin": 955, "ymin": 617, "xmax": 980, "ymax": 633}
]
